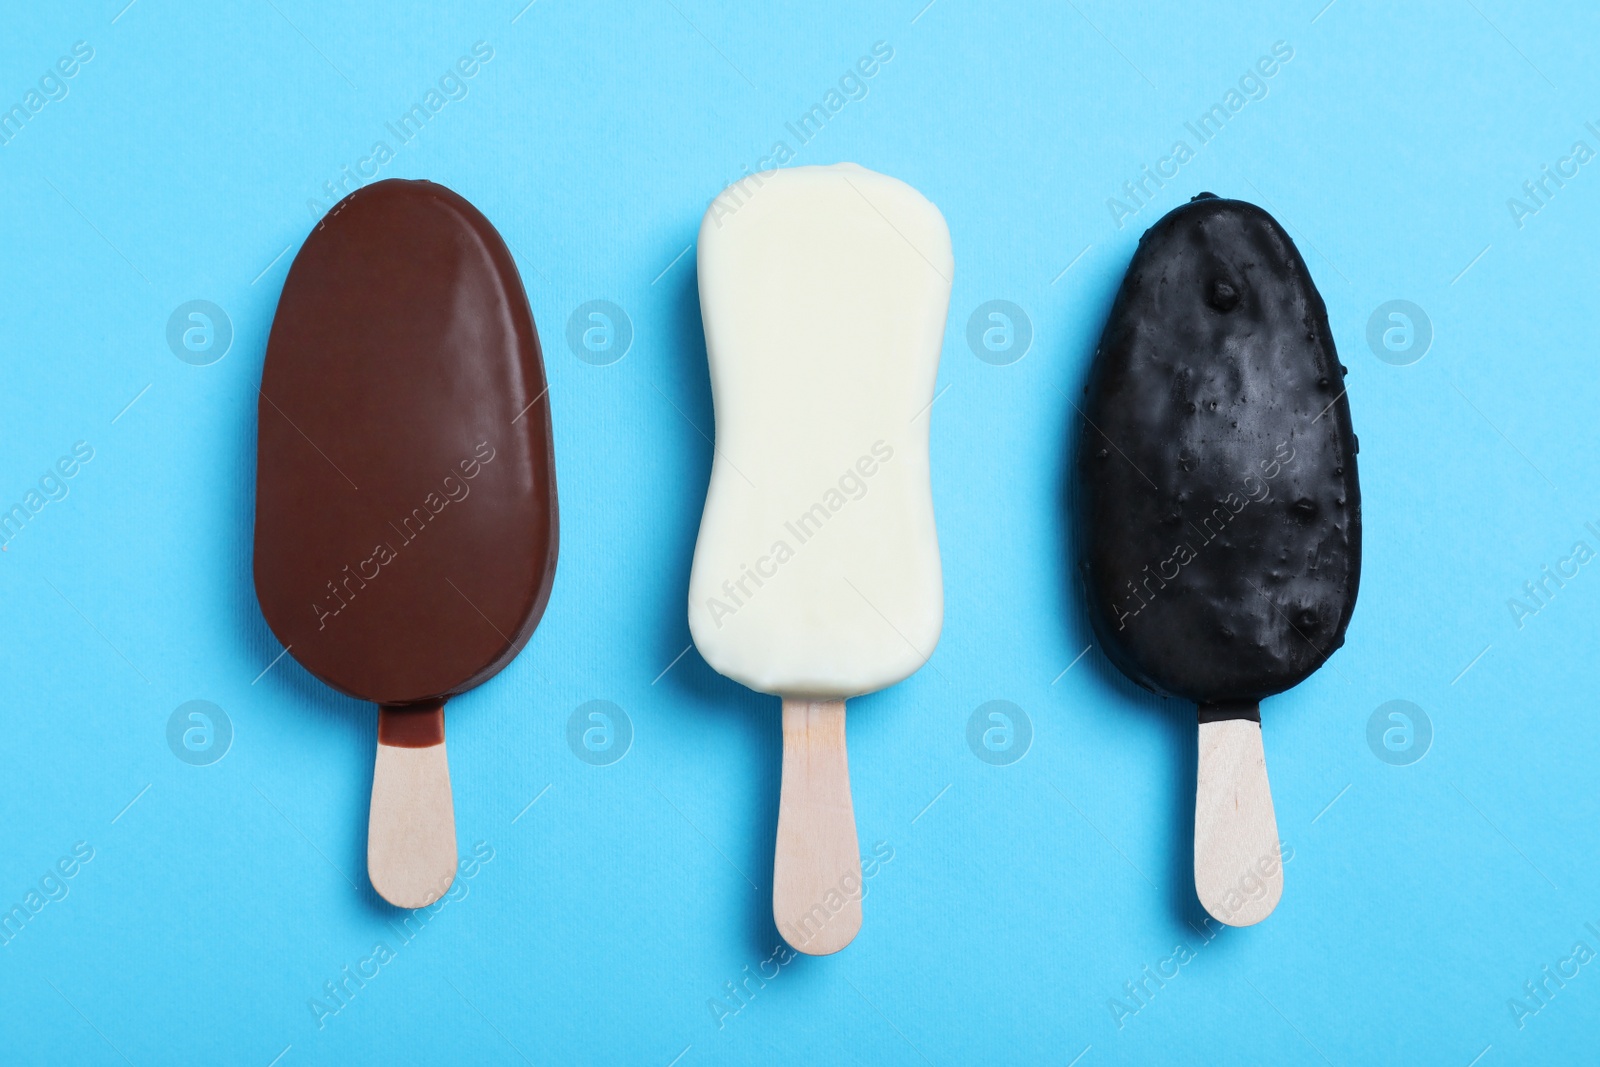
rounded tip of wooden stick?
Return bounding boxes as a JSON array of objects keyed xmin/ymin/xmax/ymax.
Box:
[
  {"xmin": 1194, "ymin": 715, "xmax": 1284, "ymax": 927},
  {"xmin": 368, "ymin": 738, "xmax": 458, "ymax": 909},
  {"xmin": 1198, "ymin": 866, "xmax": 1282, "ymax": 927},
  {"xmin": 372, "ymin": 865, "xmax": 456, "ymax": 910},
  {"xmin": 777, "ymin": 896, "xmax": 862, "ymax": 956},
  {"xmin": 774, "ymin": 698, "xmax": 864, "ymax": 956}
]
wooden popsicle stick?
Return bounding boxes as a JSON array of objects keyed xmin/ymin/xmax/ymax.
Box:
[
  {"xmin": 773, "ymin": 698, "xmax": 863, "ymax": 955},
  {"xmin": 368, "ymin": 703, "xmax": 458, "ymax": 909},
  {"xmin": 1193, "ymin": 703, "xmax": 1283, "ymax": 927}
]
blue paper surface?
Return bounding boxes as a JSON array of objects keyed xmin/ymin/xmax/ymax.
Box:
[{"xmin": 2, "ymin": 1, "xmax": 1598, "ymax": 1063}]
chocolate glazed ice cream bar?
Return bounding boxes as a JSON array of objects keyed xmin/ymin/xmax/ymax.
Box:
[
  {"xmin": 255, "ymin": 179, "xmax": 558, "ymax": 909},
  {"xmin": 689, "ymin": 164, "xmax": 952, "ymax": 954},
  {"xmin": 1078, "ymin": 193, "xmax": 1360, "ymax": 926}
]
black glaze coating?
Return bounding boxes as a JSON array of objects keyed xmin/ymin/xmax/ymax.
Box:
[{"xmin": 1077, "ymin": 194, "xmax": 1361, "ymax": 705}]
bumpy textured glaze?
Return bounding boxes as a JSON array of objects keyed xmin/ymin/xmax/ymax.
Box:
[
  {"xmin": 1078, "ymin": 194, "xmax": 1360, "ymax": 704},
  {"xmin": 254, "ymin": 179, "xmax": 558, "ymax": 707}
]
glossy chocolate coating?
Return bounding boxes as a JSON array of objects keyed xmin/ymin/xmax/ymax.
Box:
[
  {"xmin": 1077, "ymin": 194, "xmax": 1360, "ymax": 705},
  {"xmin": 254, "ymin": 179, "xmax": 557, "ymax": 707}
]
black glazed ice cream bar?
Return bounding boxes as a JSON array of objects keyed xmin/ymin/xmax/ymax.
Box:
[{"xmin": 1077, "ymin": 193, "xmax": 1361, "ymax": 926}]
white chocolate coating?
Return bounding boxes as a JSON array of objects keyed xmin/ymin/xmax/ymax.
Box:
[{"xmin": 688, "ymin": 164, "xmax": 951, "ymax": 698}]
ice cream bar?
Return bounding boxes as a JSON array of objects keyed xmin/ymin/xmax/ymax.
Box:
[
  {"xmin": 254, "ymin": 178, "xmax": 558, "ymax": 908},
  {"xmin": 1078, "ymin": 193, "xmax": 1360, "ymax": 925},
  {"xmin": 689, "ymin": 163, "xmax": 951, "ymax": 953}
]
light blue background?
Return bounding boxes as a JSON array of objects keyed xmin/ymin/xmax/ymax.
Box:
[{"xmin": 2, "ymin": 1, "xmax": 1597, "ymax": 1063}]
